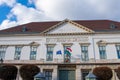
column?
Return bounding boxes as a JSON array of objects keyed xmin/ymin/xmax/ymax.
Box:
[
  {"xmin": 76, "ymin": 66, "xmax": 81, "ymax": 80},
  {"xmin": 52, "ymin": 66, "xmax": 58, "ymax": 80},
  {"xmin": 16, "ymin": 66, "xmax": 22, "ymax": 80}
]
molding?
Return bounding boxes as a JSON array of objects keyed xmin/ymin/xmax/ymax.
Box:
[
  {"xmin": 62, "ymin": 43, "xmax": 73, "ymax": 46},
  {"xmin": 43, "ymin": 32, "xmax": 94, "ymax": 36},
  {"xmin": 79, "ymin": 43, "xmax": 90, "ymax": 45},
  {"xmin": 41, "ymin": 19, "xmax": 95, "ymax": 34},
  {"xmin": 97, "ymin": 40, "xmax": 107, "ymax": 45},
  {"xmin": 0, "ymin": 42, "xmax": 40, "ymax": 46},
  {"xmin": 0, "ymin": 31, "xmax": 120, "ymax": 37},
  {"xmin": 29, "ymin": 42, "xmax": 40, "ymax": 46},
  {"xmin": 45, "ymin": 44, "xmax": 56, "ymax": 46}
]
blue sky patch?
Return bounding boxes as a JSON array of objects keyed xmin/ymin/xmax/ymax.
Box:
[
  {"xmin": 0, "ymin": 5, "xmax": 11, "ymax": 24},
  {"xmin": 17, "ymin": 0, "xmax": 35, "ymax": 8}
]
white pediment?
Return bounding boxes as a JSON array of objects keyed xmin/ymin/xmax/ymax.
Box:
[
  {"xmin": 48, "ymin": 23, "xmax": 89, "ymax": 34},
  {"xmin": 43, "ymin": 19, "xmax": 94, "ymax": 34}
]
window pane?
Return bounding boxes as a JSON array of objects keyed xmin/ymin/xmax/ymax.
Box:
[
  {"xmin": 116, "ymin": 45, "xmax": 120, "ymax": 59},
  {"xmin": 47, "ymin": 45, "xmax": 54, "ymax": 61},
  {"xmin": 14, "ymin": 46, "xmax": 22, "ymax": 60},
  {"xmin": 45, "ymin": 71, "xmax": 52, "ymax": 80},
  {"xmin": 81, "ymin": 45, "xmax": 89, "ymax": 61},
  {"xmin": 30, "ymin": 46, "xmax": 37, "ymax": 60},
  {"xmin": 99, "ymin": 46, "xmax": 106, "ymax": 59},
  {"xmin": 0, "ymin": 46, "xmax": 7, "ymax": 59}
]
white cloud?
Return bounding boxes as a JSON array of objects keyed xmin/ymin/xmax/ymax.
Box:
[
  {"xmin": 0, "ymin": 20, "xmax": 17, "ymax": 30},
  {"xmin": 1, "ymin": 0, "xmax": 120, "ymax": 30},
  {"xmin": 34, "ymin": 0, "xmax": 120, "ymax": 20},
  {"xmin": 0, "ymin": 3, "xmax": 52, "ymax": 30},
  {"xmin": 0, "ymin": 0, "xmax": 16, "ymax": 7},
  {"xmin": 11, "ymin": 4, "xmax": 52, "ymax": 24}
]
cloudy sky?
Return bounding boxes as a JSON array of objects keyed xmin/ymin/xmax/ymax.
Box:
[{"xmin": 0, "ymin": 0, "xmax": 120, "ymax": 30}]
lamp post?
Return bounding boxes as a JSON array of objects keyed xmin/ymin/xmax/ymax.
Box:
[
  {"xmin": 34, "ymin": 72, "xmax": 45, "ymax": 80},
  {"xmin": 85, "ymin": 72, "xmax": 96, "ymax": 80},
  {"xmin": 0, "ymin": 58, "xmax": 3, "ymax": 66}
]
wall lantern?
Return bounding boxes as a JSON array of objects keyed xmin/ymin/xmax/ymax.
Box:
[
  {"xmin": 85, "ymin": 72, "xmax": 96, "ymax": 80},
  {"xmin": 34, "ymin": 72, "xmax": 45, "ymax": 80}
]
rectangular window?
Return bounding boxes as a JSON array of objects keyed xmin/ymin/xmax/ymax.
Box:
[
  {"xmin": 46, "ymin": 45, "xmax": 54, "ymax": 61},
  {"xmin": 0, "ymin": 46, "xmax": 7, "ymax": 59},
  {"xmin": 64, "ymin": 45, "xmax": 71, "ymax": 63},
  {"xmin": 14, "ymin": 46, "xmax": 22, "ymax": 60},
  {"xmin": 81, "ymin": 69, "xmax": 90, "ymax": 80},
  {"xmin": 116, "ymin": 45, "xmax": 120, "ymax": 59},
  {"xmin": 30, "ymin": 46, "xmax": 37, "ymax": 60},
  {"xmin": 81, "ymin": 45, "xmax": 89, "ymax": 61},
  {"xmin": 99, "ymin": 45, "xmax": 106, "ymax": 59},
  {"xmin": 44, "ymin": 70, "xmax": 52, "ymax": 80}
]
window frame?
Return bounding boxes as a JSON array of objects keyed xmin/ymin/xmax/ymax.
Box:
[
  {"xmin": 81, "ymin": 45, "xmax": 89, "ymax": 61},
  {"xmin": 30, "ymin": 46, "xmax": 38, "ymax": 60},
  {"xmin": 63, "ymin": 44, "xmax": 72, "ymax": 63},
  {"xmin": 98, "ymin": 45, "xmax": 107, "ymax": 59},
  {"xmin": 44, "ymin": 69, "xmax": 53, "ymax": 80},
  {"xmin": 46, "ymin": 44, "xmax": 55, "ymax": 61},
  {"xmin": 14, "ymin": 46, "xmax": 23, "ymax": 60},
  {"xmin": 0, "ymin": 46, "xmax": 7, "ymax": 59},
  {"xmin": 116, "ymin": 45, "xmax": 120, "ymax": 59}
]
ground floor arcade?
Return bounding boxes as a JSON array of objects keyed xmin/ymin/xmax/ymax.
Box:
[{"xmin": 12, "ymin": 63, "xmax": 120, "ymax": 80}]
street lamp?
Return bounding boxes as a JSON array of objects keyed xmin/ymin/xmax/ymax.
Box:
[
  {"xmin": 85, "ymin": 72, "xmax": 96, "ymax": 80},
  {"xmin": 34, "ymin": 72, "xmax": 45, "ymax": 80},
  {"xmin": 0, "ymin": 58, "xmax": 3, "ymax": 65}
]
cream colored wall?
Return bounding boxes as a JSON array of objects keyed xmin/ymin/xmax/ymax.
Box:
[
  {"xmin": 93, "ymin": 34, "xmax": 120, "ymax": 60},
  {"xmin": 0, "ymin": 33, "xmax": 120, "ymax": 61}
]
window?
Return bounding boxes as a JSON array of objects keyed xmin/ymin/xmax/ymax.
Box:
[
  {"xmin": 64, "ymin": 44, "xmax": 72, "ymax": 63},
  {"xmin": 14, "ymin": 46, "xmax": 22, "ymax": 60},
  {"xmin": 116, "ymin": 45, "xmax": 120, "ymax": 59},
  {"xmin": 30, "ymin": 46, "xmax": 37, "ymax": 60},
  {"xmin": 0, "ymin": 46, "xmax": 7, "ymax": 59},
  {"xmin": 81, "ymin": 45, "xmax": 89, "ymax": 61},
  {"xmin": 81, "ymin": 69, "xmax": 90, "ymax": 80},
  {"xmin": 44, "ymin": 70, "xmax": 52, "ymax": 80},
  {"xmin": 99, "ymin": 45, "xmax": 106, "ymax": 59},
  {"xmin": 46, "ymin": 45, "xmax": 54, "ymax": 61}
]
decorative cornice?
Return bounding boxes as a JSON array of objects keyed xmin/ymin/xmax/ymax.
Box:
[
  {"xmin": 29, "ymin": 42, "xmax": 40, "ymax": 46},
  {"xmin": 45, "ymin": 43, "xmax": 56, "ymax": 46},
  {"xmin": 0, "ymin": 42, "xmax": 40, "ymax": 46},
  {"xmin": 42, "ymin": 32, "xmax": 94, "ymax": 36},
  {"xmin": 62, "ymin": 43, "xmax": 73, "ymax": 46},
  {"xmin": 79, "ymin": 43, "xmax": 90, "ymax": 45}
]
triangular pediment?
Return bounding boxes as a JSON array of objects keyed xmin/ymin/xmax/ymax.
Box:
[{"xmin": 42, "ymin": 19, "xmax": 94, "ymax": 34}]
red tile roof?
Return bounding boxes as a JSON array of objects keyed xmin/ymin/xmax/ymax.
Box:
[
  {"xmin": 0, "ymin": 20, "xmax": 120, "ymax": 33},
  {"xmin": 75, "ymin": 20, "xmax": 120, "ymax": 31}
]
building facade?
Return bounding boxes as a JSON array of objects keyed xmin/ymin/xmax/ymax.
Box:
[{"xmin": 0, "ymin": 19, "xmax": 120, "ymax": 80}]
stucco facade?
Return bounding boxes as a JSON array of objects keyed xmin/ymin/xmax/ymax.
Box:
[{"xmin": 0, "ymin": 19, "xmax": 120, "ymax": 80}]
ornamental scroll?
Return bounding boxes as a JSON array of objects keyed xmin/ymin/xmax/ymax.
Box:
[{"xmin": 46, "ymin": 37, "xmax": 89, "ymax": 43}]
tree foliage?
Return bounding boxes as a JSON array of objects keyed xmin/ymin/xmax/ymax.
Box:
[
  {"xmin": 93, "ymin": 66, "xmax": 113, "ymax": 80},
  {"xmin": 0, "ymin": 65, "xmax": 18, "ymax": 80},
  {"xmin": 116, "ymin": 67, "xmax": 120, "ymax": 79},
  {"xmin": 20, "ymin": 64, "xmax": 40, "ymax": 80}
]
